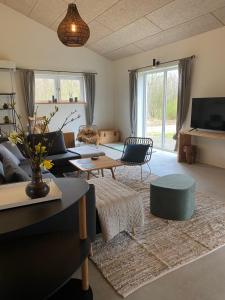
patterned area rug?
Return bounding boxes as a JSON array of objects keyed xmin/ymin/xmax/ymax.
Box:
[{"xmin": 88, "ymin": 166, "xmax": 225, "ymax": 298}]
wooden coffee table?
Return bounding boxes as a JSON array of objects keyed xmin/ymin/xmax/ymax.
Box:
[{"xmin": 69, "ymin": 156, "xmax": 123, "ymax": 180}]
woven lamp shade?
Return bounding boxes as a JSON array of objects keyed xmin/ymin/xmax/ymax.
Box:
[{"xmin": 57, "ymin": 3, "xmax": 90, "ymax": 47}]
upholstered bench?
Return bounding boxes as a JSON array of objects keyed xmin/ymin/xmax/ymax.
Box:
[
  {"xmin": 88, "ymin": 178, "xmax": 144, "ymax": 241},
  {"xmin": 150, "ymin": 174, "xmax": 196, "ymax": 220}
]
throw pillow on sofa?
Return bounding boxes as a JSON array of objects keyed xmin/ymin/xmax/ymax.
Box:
[
  {"xmin": 2, "ymin": 157, "xmax": 30, "ymax": 183},
  {"xmin": 0, "ymin": 144, "xmax": 20, "ymax": 165},
  {"xmin": 28, "ymin": 131, "xmax": 67, "ymax": 156},
  {"xmin": 0, "ymin": 161, "xmax": 5, "ymax": 184},
  {"xmin": 1, "ymin": 141, "xmax": 25, "ymax": 161}
]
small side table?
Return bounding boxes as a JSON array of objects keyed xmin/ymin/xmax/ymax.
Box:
[{"xmin": 0, "ymin": 178, "xmax": 93, "ymax": 300}]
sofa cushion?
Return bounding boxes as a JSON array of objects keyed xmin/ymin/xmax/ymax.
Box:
[
  {"xmin": 42, "ymin": 172, "xmax": 55, "ymax": 180},
  {"xmin": 3, "ymin": 158, "xmax": 30, "ymax": 183},
  {"xmin": 1, "ymin": 141, "xmax": 25, "ymax": 161},
  {"xmin": 19, "ymin": 160, "xmax": 32, "ymax": 177},
  {"xmin": 0, "ymin": 161, "xmax": 5, "ymax": 184},
  {"xmin": 46, "ymin": 151, "xmax": 81, "ymax": 167},
  {"xmin": 0, "ymin": 144, "xmax": 20, "ymax": 165},
  {"xmin": 29, "ymin": 131, "xmax": 67, "ymax": 156},
  {"xmin": 19, "ymin": 160, "xmax": 50, "ymax": 178},
  {"xmin": 121, "ymin": 144, "xmax": 149, "ymax": 164},
  {"xmin": 68, "ymin": 145, "xmax": 105, "ymax": 158}
]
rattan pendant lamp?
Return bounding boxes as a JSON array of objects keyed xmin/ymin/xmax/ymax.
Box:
[{"xmin": 57, "ymin": 2, "xmax": 90, "ymax": 47}]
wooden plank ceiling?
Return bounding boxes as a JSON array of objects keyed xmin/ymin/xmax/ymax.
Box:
[{"xmin": 1, "ymin": 0, "xmax": 225, "ymax": 60}]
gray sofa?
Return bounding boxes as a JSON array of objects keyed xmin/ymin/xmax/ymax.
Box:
[
  {"xmin": 26, "ymin": 131, "xmax": 105, "ymax": 176},
  {"xmin": 0, "ymin": 135, "xmax": 98, "ymax": 243}
]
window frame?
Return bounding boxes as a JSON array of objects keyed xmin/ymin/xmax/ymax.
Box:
[
  {"xmin": 34, "ymin": 72, "xmax": 86, "ymax": 104},
  {"xmin": 58, "ymin": 74, "xmax": 85, "ymax": 102},
  {"xmin": 35, "ymin": 73, "xmax": 58, "ymax": 104},
  {"xmin": 137, "ymin": 64, "xmax": 178, "ymax": 151}
]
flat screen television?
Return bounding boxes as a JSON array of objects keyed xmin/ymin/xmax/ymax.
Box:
[{"xmin": 191, "ymin": 98, "xmax": 225, "ymax": 132}]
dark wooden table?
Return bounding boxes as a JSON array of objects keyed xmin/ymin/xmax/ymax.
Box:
[{"xmin": 0, "ymin": 178, "xmax": 93, "ymax": 299}]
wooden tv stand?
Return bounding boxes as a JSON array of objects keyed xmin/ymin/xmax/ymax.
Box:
[{"xmin": 178, "ymin": 129, "xmax": 225, "ymax": 162}]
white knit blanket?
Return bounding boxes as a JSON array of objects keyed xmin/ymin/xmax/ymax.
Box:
[{"xmin": 88, "ymin": 178, "xmax": 144, "ymax": 241}]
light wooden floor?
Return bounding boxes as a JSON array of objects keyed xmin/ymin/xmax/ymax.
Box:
[{"xmin": 73, "ymin": 147, "xmax": 225, "ymax": 300}]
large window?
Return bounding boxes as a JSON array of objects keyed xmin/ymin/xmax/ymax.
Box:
[
  {"xmin": 137, "ymin": 65, "xmax": 178, "ymax": 151},
  {"xmin": 35, "ymin": 73, "xmax": 85, "ymax": 103}
]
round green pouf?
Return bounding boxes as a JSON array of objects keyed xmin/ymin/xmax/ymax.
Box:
[{"xmin": 150, "ymin": 174, "xmax": 196, "ymax": 220}]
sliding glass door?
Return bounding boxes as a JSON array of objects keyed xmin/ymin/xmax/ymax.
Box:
[{"xmin": 140, "ymin": 66, "xmax": 178, "ymax": 151}]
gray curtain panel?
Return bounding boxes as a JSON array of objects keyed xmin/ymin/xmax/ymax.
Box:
[
  {"xmin": 129, "ymin": 70, "xmax": 138, "ymax": 136},
  {"xmin": 84, "ymin": 73, "xmax": 95, "ymax": 126},
  {"xmin": 174, "ymin": 57, "xmax": 194, "ymax": 148},
  {"xmin": 20, "ymin": 69, "xmax": 35, "ymax": 118}
]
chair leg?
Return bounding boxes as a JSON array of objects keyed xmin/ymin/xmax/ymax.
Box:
[
  {"xmin": 89, "ymin": 243, "xmax": 93, "ymax": 257},
  {"xmin": 141, "ymin": 165, "xmax": 143, "ymax": 180},
  {"xmin": 147, "ymin": 162, "xmax": 151, "ymax": 175}
]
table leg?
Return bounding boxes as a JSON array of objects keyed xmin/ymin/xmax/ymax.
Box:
[
  {"xmin": 89, "ymin": 243, "xmax": 93, "ymax": 257},
  {"xmin": 82, "ymin": 258, "xmax": 89, "ymax": 291},
  {"xmin": 101, "ymin": 169, "xmax": 104, "ymax": 177},
  {"xmin": 110, "ymin": 168, "xmax": 116, "ymax": 179},
  {"xmin": 87, "ymin": 172, "xmax": 90, "ymax": 180},
  {"xmin": 79, "ymin": 195, "xmax": 89, "ymax": 291}
]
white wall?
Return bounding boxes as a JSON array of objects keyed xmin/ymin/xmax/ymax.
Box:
[
  {"xmin": 0, "ymin": 3, "xmax": 114, "ymax": 134},
  {"xmin": 113, "ymin": 26, "xmax": 225, "ymax": 168},
  {"xmin": 1, "ymin": 3, "xmax": 225, "ymax": 168}
]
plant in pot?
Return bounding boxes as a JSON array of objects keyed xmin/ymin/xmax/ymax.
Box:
[
  {"xmin": 3, "ymin": 103, "xmax": 9, "ymax": 109},
  {"xmin": 69, "ymin": 92, "xmax": 73, "ymax": 103},
  {"xmin": 4, "ymin": 116, "xmax": 10, "ymax": 124},
  {"xmin": 8, "ymin": 104, "xmax": 80, "ymax": 199}
]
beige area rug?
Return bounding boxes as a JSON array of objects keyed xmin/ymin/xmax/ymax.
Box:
[{"xmin": 89, "ymin": 166, "xmax": 225, "ymax": 298}]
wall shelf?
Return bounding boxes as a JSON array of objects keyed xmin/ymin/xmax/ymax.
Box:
[
  {"xmin": 0, "ymin": 70, "xmax": 17, "ymax": 134},
  {"xmin": 178, "ymin": 129, "xmax": 225, "ymax": 163},
  {"xmin": 36, "ymin": 101, "xmax": 86, "ymax": 105},
  {"xmin": 181, "ymin": 129, "xmax": 225, "ymax": 140},
  {"xmin": 0, "ymin": 93, "xmax": 16, "ymax": 96},
  {"xmin": 0, "ymin": 123, "xmax": 16, "ymax": 126}
]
